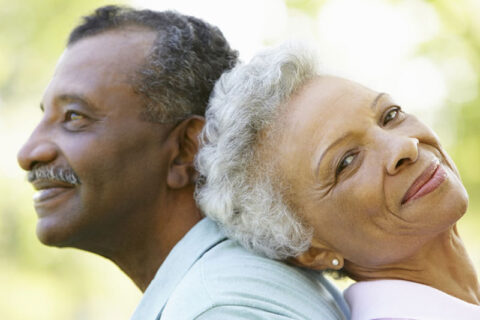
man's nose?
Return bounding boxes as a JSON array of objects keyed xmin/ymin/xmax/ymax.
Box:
[
  {"xmin": 383, "ymin": 134, "xmax": 419, "ymax": 175},
  {"xmin": 17, "ymin": 126, "xmax": 58, "ymax": 171}
]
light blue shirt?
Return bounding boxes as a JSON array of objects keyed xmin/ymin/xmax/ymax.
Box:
[{"xmin": 131, "ymin": 218, "xmax": 350, "ymax": 320}]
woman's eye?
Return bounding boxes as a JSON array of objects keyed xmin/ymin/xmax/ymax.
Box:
[
  {"xmin": 383, "ymin": 107, "xmax": 401, "ymax": 125},
  {"xmin": 65, "ymin": 111, "xmax": 84, "ymax": 121},
  {"xmin": 336, "ymin": 154, "xmax": 356, "ymax": 175}
]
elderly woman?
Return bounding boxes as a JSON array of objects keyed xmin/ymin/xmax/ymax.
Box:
[{"xmin": 195, "ymin": 43, "xmax": 480, "ymax": 319}]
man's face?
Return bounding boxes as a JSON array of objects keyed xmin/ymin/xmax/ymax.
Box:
[
  {"xmin": 17, "ymin": 29, "xmax": 173, "ymax": 248},
  {"xmin": 274, "ymin": 76, "xmax": 468, "ymax": 268}
]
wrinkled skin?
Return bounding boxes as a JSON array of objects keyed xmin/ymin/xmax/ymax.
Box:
[{"xmin": 272, "ymin": 76, "xmax": 478, "ymax": 304}]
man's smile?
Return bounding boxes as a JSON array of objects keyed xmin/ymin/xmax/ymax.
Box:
[{"xmin": 32, "ymin": 180, "xmax": 76, "ymax": 209}]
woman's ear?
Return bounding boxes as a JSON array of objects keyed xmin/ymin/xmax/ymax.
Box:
[
  {"xmin": 167, "ymin": 116, "xmax": 205, "ymax": 189},
  {"xmin": 292, "ymin": 239, "xmax": 344, "ymax": 271}
]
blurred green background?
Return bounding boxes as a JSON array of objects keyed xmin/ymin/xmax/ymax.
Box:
[{"xmin": 0, "ymin": 0, "xmax": 478, "ymax": 319}]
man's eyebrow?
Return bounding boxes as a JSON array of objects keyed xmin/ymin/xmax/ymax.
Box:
[
  {"xmin": 315, "ymin": 131, "xmax": 354, "ymax": 176},
  {"xmin": 56, "ymin": 94, "xmax": 97, "ymax": 110},
  {"xmin": 39, "ymin": 94, "xmax": 99, "ymax": 114},
  {"xmin": 370, "ymin": 92, "xmax": 386, "ymax": 111}
]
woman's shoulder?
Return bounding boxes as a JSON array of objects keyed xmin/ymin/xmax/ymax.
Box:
[{"xmin": 345, "ymin": 279, "xmax": 480, "ymax": 320}]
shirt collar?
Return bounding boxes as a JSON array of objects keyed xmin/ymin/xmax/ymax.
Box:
[
  {"xmin": 345, "ymin": 279, "xmax": 480, "ymax": 320},
  {"xmin": 131, "ymin": 218, "xmax": 227, "ymax": 320}
]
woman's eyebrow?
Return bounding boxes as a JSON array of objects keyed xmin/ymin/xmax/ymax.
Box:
[
  {"xmin": 370, "ymin": 92, "xmax": 386, "ymax": 111},
  {"xmin": 315, "ymin": 131, "xmax": 354, "ymax": 176}
]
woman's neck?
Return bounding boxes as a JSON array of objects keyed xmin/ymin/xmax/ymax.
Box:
[{"xmin": 347, "ymin": 225, "xmax": 480, "ymax": 305}]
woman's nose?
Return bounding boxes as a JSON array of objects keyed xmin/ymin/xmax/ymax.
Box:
[
  {"xmin": 17, "ymin": 127, "xmax": 58, "ymax": 171},
  {"xmin": 385, "ymin": 135, "xmax": 419, "ymax": 175}
]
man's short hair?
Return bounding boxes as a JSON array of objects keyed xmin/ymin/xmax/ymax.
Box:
[
  {"xmin": 69, "ymin": 5, "xmax": 238, "ymax": 123},
  {"xmin": 195, "ymin": 43, "xmax": 319, "ymax": 260}
]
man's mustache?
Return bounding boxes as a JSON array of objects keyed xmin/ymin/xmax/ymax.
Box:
[{"xmin": 28, "ymin": 165, "xmax": 81, "ymax": 185}]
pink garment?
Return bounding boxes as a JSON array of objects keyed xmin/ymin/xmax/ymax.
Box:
[{"xmin": 344, "ymin": 279, "xmax": 480, "ymax": 320}]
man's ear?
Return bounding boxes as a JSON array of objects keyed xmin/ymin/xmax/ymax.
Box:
[
  {"xmin": 167, "ymin": 116, "xmax": 205, "ymax": 189},
  {"xmin": 291, "ymin": 239, "xmax": 344, "ymax": 271}
]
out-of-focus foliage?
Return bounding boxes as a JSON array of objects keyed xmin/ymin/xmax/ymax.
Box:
[
  {"xmin": 1, "ymin": 0, "xmax": 479, "ymax": 319},
  {"xmin": 0, "ymin": 0, "xmax": 122, "ymax": 100},
  {"xmin": 424, "ymin": 0, "xmax": 480, "ymax": 267},
  {"xmin": 428, "ymin": 0, "xmax": 480, "ymax": 196},
  {"xmin": 286, "ymin": 0, "xmax": 326, "ymax": 16}
]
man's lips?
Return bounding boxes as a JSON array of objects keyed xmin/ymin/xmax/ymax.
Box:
[
  {"xmin": 401, "ymin": 160, "xmax": 447, "ymax": 205},
  {"xmin": 31, "ymin": 180, "xmax": 75, "ymax": 204}
]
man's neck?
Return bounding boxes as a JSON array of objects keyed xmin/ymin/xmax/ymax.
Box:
[
  {"xmin": 348, "ymin": 225, "xmax": 480, "ymax": 305},
  {"xmin": 120, "ymin": 192, "xmax": 203, "ymax": 291},
  {"xmin": 113, "ymin": 217, "xmax": 200, "ymax": 292},
  {"xmin": 78, "ymin": 188, "xmax": 203, "ymax": 292}
]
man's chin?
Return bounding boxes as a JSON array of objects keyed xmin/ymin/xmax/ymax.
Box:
[{"xmin": 36, "ymin": 218, "xmax": 74, "ymax": 248}]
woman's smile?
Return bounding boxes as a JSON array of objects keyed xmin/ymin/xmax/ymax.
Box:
[{"xmin": 402, "ymin": 160, "xmax": 447, "ymax": 205}]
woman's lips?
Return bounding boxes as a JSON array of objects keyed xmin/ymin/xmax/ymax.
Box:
[{"xmin": 401, "ymin": 161, "xmax": 447, "ymax": 205}]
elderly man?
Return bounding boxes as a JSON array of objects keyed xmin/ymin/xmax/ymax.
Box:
[{"xmin": 17, "ymin": 5, "xmax": 348, "ymax": 320}]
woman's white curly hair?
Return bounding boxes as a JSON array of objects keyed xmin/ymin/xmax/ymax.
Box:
[{"xmin": 195, "ymin": 42, "xmax": 320, "ymax": 260}]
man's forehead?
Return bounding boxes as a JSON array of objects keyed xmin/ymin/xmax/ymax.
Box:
[
  {"xmin": 45, "ymin": 29, "xmax": 155, "ymax": 93},
  {"xmin": 60, "ymin": 28, "xmax": 155, "ymax": 72},
  {"xmin": 70, "ymin": 25, "xmax": 157, "ymax": 47},
  {"xmin": 40, "ymin": 28, "xmax": 156, "ymax": 113}
]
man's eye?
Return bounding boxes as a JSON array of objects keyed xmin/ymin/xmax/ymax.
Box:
[
  {"xmin": 383, "ymin": 107, "xmax": 401, "ymax": 125},
  {"xmin": 65, "ymin": 111, "xmax": 84, "ymax": 121},
  {"xmin": 336, "ymin": 153, "xmax": 356, "ymax": 176}
]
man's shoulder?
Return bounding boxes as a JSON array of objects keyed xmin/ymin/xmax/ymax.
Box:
[{"xmin": 161, "ymin": 239, "xmax": 346, "ymax": 320}]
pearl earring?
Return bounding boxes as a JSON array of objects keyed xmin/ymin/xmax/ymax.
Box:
[{"xmin": 332, "ymin": 258, "xmax": 339, "ymax": 267}]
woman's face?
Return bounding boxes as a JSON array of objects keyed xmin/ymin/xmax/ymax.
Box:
[{"xmin": 275, "ymin": 76, "xmax": 468, "ymax": 268}]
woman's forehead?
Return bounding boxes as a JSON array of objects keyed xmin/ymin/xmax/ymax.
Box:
[
  {"xmin": 273, "ymin": 76, "xmax": 392, "ymax": 176},
  {"xmin": 281, "ymin": 76, "xmax": 379, "ymax": 141}
]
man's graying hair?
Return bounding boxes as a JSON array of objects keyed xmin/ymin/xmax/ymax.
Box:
[
  {"xmin": 68, "ymin": 5, "xmax": 238, "ymax": 123},
  {"xmin": 196, "ymin": 43, "xmax": 319, "ymax": 260}
]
